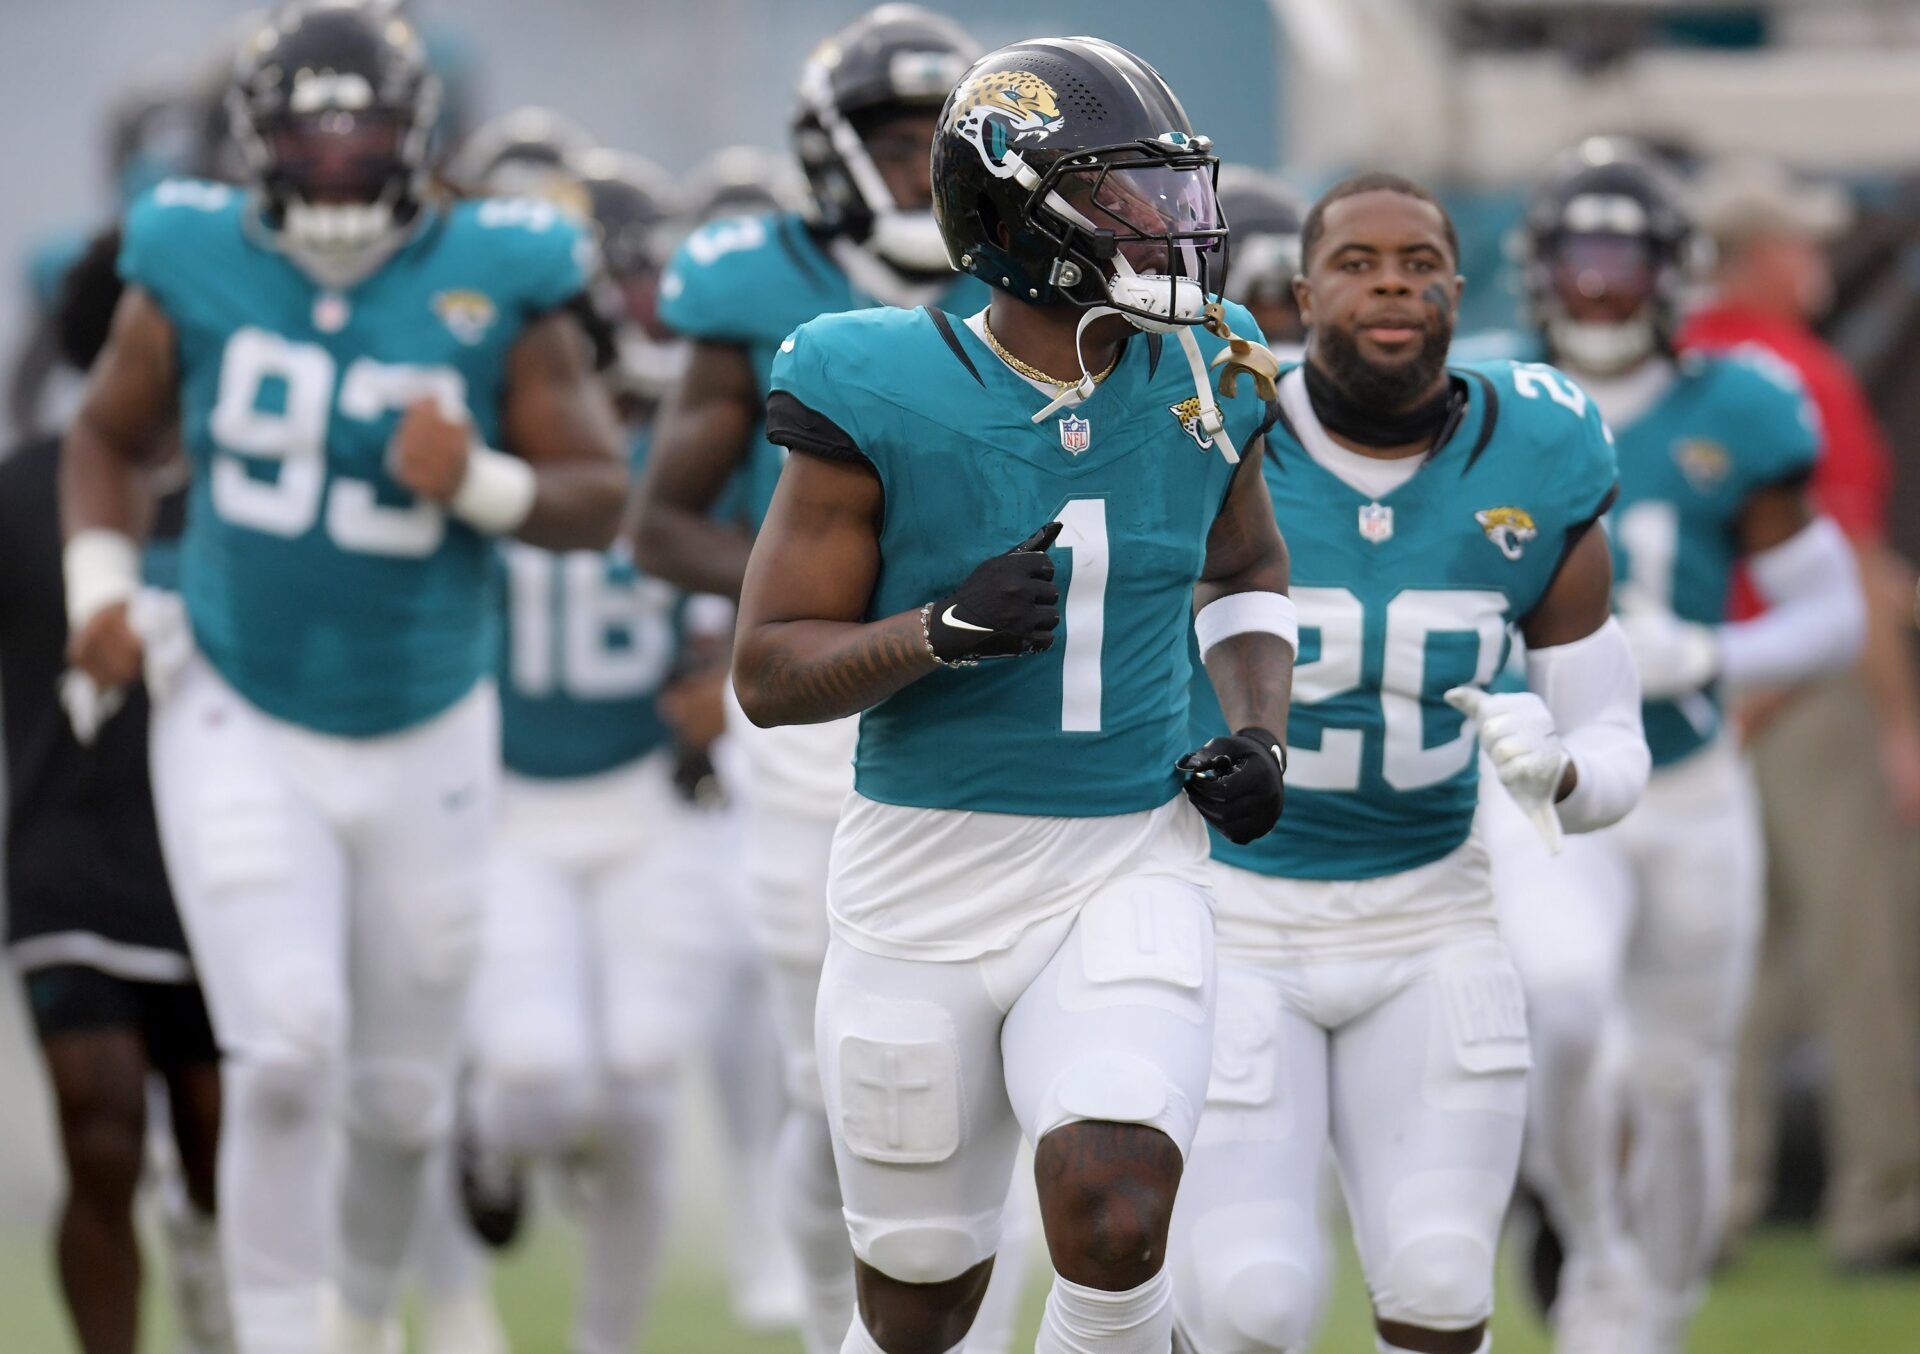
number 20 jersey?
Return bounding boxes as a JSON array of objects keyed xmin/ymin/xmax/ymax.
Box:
[
  {"xmin": 768, "ymin": 302, "xmax": 1270, "ymax": 818},
  {"xmin": 1193, "ymin": 360, "xmax": 1619, "ymax": 882},
  {"xmin": 118, "ymin": 179, "xmax": 589, "ymax": 736}
]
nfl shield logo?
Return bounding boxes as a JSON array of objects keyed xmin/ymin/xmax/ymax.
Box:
[
  {"xmin": 1058, "ymin": 415, "xmax": 1092, "ymax": 454},
  {"xmin": 1357, "ymin": 501, "xmax": 1394, "ymax": 544}
]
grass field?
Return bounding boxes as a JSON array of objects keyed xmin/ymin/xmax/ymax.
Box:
[{"xmin": 4, "ymin": 1222, "xmax": 1917, "ymax": 1352}]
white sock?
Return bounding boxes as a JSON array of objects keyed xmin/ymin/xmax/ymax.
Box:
[
  {"xmin": 337, "ymin": 1132, "xmax": 431, "ymax": 1320},
  {"xmin": 777, "ymin": 1107, "xmax": 856, "ymax": 1354},
  {"xmin": 220, "ymin": 1057, "xmax": 337, "ymax": 1353},
  {"xmin": 159, "ymin": 1169, "xmax": 235, "ymax": 1350},
  {"xmin": 572, "ymin": 1078, "xmax": 676, "ymax": 1354},
  {"xmin": 1035, "ymin": 1269, "xmax": 1172, "ymax": 1354}
]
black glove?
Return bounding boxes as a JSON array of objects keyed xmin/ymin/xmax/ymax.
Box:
[
  {"xmin": 924, "ymin": 522, "xmax": 1063, "ymax": 663},
  {"xmin": 1177, "ymin": 725, "xmax": 1286, "ymax": 844}
]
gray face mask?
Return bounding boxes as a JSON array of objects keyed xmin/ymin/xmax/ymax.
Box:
[{"xmin": 1547, "ymin": 312, "xmax": 1657, "ymax": 377}]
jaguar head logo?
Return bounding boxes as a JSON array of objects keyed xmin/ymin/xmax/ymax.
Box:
[
  {"xmin": 1169, "ymin": 396, "xmax": 1213, "ymax": 450},
  {"xmin": 1475, "ymin": 506, "xmax": 1537, "ymax": 561},
  {"xmin": 949, "ymin": 69, "xmax": 1064, "ymax": 136},
  {"xmin": 949, "ymin": 69, "xmax": 1065, "ymax": 174}
]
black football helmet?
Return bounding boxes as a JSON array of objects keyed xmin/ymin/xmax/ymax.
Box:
[
  {"xmin": 932, "ymin": 37, "xmax": 1226, "ymax": 332},
  {"xmin": 793, "ymin": 4, "xmax": 979, "ymax": 274},
  {"xmin": 1216, "ymin": 166, "xmax": 1304, "ymax": 306},
  {"xmin": 229, "ymin": 0, "xmax": 440, "ymax": 282},
  {"xmin": 1520, "ymin": 137, "xmax": 1704, "ymax": 375},
  {"xmin": 571, "ymin": 148, "xmax": 687, "ymax": 402}
]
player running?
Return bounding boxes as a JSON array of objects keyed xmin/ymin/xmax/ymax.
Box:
[
  {"xmin": 59, "ymin": 5, "xmax": 627, "ymax": 1350},
  {"xmin": 1167, "ymin": 173, "xmax": 1652, "ymax": 1354},
  {"xmin": 633, "ymin": 9, "xmax": 1005, "ymax": 1351},
  {"xmin": 735, "ymin": 36, "xmax": 1296, "ymax": 1354},
  {"xmin": 1485, "ymin": 141, "xmax": 1865, "ymax": 1353}
]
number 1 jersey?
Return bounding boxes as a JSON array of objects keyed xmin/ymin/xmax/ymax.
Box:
[
  {"xmin": 119, "ymin": 179, "xmax": 589, "ymax": 736},
  {"xmin": 767, "ymin": 303, "xmax": 1270, "ymax": 819}
]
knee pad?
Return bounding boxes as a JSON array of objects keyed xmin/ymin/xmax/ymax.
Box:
[
  {"xmin": 845, "ymin": 1206, "xmax": 1003, "ymax": 1286},
  {"xmin": 228, "ymin": 1053, "xmax": 335, "ymax": 1133},
  {"xmin": 1181, "ymin": 1201, "xmax": 1320, "ymax": 1353},
  {"xmin": 346, "ymin": 1058, "xmax": 456, "ymax": 1149},
  {"xmin": 1034, "ymin": 1051, "xmax": 1190, "ymax": 1147},
  {"xmin": 481, "ymin": 1070, "xmax": 597, "ymax": 1159},
  {"xmin": 1372, "ymin": 1231, "xmax": 1494, "ymax": 1331}
]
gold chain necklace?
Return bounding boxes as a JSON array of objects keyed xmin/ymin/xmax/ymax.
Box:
[{"xmin": 980, "ymin": 319, "xmax": 1119, "ymax": 390}]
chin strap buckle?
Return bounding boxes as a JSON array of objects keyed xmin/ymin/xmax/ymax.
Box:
[{"xmin": 1202, "ymin": 301, "xmax": 1283, "ymax": 401}]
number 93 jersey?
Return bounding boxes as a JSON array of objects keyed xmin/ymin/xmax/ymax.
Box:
[
  {"xmin": 1194, "ymin": 360, "xmax": 1618, "ymax": 881},
  {"xmin": 118, "ymin": 179, "xmax": 591, "ymax": 736},
  {"xmin": 1607, "ymin": 350, "xmax": 1819, "ymax": 766},
  {"xmin": 659, "ymin": 212, "xmax": 987, "ymax": 530},
  {"xmin": 494, "ymin": 436, "xmax": 683, "ymax": 779},
  {"xmin": 768, "ymin": 303, "xmax": 1270, "ymax": 818}
]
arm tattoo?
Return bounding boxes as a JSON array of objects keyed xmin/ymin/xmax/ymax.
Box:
[{"xmin": 743, "ymin": 611, "xmax": 934, "ymax": 724}]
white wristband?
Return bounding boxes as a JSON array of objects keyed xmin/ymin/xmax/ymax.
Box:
[
  {"xmin": 450, "ymin": 445, "xmax": 537, "ymax": 535},
  {"xmin": 63, "ymin": 529, "xmax": 141, "ymax": 631},
  {"xmin": 1196, "ymin": 590, "xmax": 1298, "ymax": 659}
]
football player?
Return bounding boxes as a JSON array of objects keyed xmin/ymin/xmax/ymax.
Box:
[
  {"xmin": 1168, "ymin": 173, "xmax": 1652, "ymax": 1354},
  {"xmin": 1484, "ymin": 141, "xmax": 1865, "ymax": 1353},
  {"xmin": 735, "ymin": 36, "xmax": 1295, "ymax": 1354},
  {"xmin": 449, "ymin": 144, "xmax": 793, "ymax": 1353},
  {"xmin": 58, "ymin": 5, "xmax": 628, "ymax": 1351},
  {"xmin": 1215, "ymin": 166, "xmax": 1307, "ymax": 361},
  {"xmin": 633, "ymin": 9, "xmax": 1004, "ymax": 1351},
  {"xmin": 4, "ymin": 231, "xmax": 231, "ymax": 1354}
]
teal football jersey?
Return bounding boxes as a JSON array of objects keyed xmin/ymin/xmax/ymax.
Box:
[
  {"xmin": 658, "ymin": 212, "xmax": 987, "ymax": 529},
  {"xmin": 1198, "ymin": 360, "xmax": 1619, "ymax": 881},
  {"xmin": 769, "ymin": 303, "xmax": 1270, "ymax": 818},
  {"xmin": 494, "ymin": 435, "xmax": 681, "ymax": 779},
  {"xmin": 119, "ymin": 180, "xmax": 589, "ymax": 736},
  {"xmin": 1607, "ymin": 350, "xmax": 1819, "ymax": 765}
]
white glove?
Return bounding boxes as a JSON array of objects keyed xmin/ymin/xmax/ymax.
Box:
[
  {"xmin": 1619, "ymin": 604, "xmax": 1718, "ymax": 700},
  {"xmin": 1446, "ymin": 686, "xmax": 1568, "ymax": 854},
  {"xmin": 59, "ymin": 669, "xmax": 125, "ymax": 746}
]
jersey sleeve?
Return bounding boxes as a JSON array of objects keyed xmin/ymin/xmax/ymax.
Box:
[
  {"xmin": 1722, "ymin": 353, "xmax": 1822, "ymax": 498},
  {"xmin": 765, "ymin": 317, "xmax": 876, "ymax": 470},
  {"xmin": 657, "ymin": 214, "xmax": 780, "ymax": 342},
  {"xmin": 474, "ymin": 199, "xmax": 591, "ymax": 316},
  {"xmin": 117, "ymin": 179, "xmax": 240, "ymax": 319},
  {"xmin": 1502, "ymin": 361, "xmax": 1618, "ymax": 525}
]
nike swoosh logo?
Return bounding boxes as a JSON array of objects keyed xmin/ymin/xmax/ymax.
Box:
[{"xmin": 941, "ymin": 605, "xmax": 994, "ymax": 633}]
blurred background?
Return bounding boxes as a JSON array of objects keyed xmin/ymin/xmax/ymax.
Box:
[{"xmin": 2, "ymin": 1, "xmax": 1918, "ymax": 1349}]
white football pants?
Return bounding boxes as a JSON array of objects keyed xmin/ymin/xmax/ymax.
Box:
[{"xmin": 150, "ymin": 654, "xmax": 495, "ymax": 1353}]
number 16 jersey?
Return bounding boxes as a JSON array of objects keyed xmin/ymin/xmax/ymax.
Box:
[{"xmin": 119, "ymin": 180, "xmax": 589, "ymax": 736}]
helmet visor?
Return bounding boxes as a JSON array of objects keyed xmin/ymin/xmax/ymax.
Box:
[
  {"xmin": 1052, "ymin": 158, "xmax": 1223, "ymax": 278},
  {"xmin": 268, "ymin": 110, "xmax": 406, "ymax": 205}
]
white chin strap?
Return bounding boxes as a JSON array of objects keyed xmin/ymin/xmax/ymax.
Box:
[
  {"xmin": 1027, "ymin": 303, "xmax": 1240, "ymax": 466},
  {"xmin": 280, "ymin": 196, "xmax": 406, "ymax": 288},
  {"xmin": 1548, "ymin": 314, "xmax": 1656, "ymax": 376}
]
